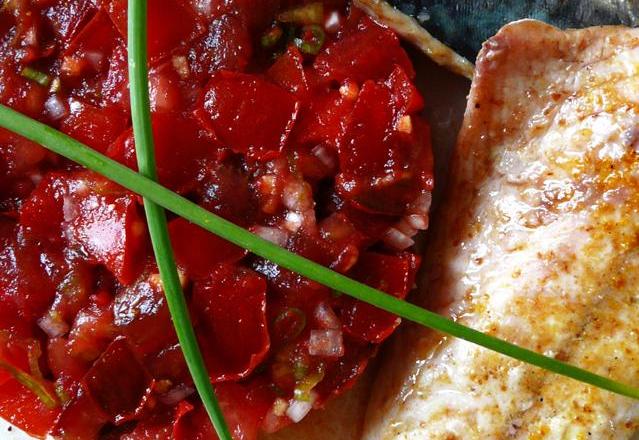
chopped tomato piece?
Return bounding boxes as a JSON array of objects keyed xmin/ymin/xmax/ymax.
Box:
[
  {"xmin": 267, "ymin": 45, "xmax": 308, "ymax": 96},
  {"xmin": 192, "ymin": 265, "xmax": 270, "ymax": 382},
  {"xmin": 52, "ymin": 386, "xmax": 110, "ymax": 439},
  {"xmin": 60, "ymin": 100, "xmax": 128, "ymax": 154},
  {"xmin": 386, "ymin": 65, "xmax": 424, "ymax": 114},
  {"xmin": 107, "ymin": 112, "xmax": 219, "ymax": 193},
  {"xmin": 69, "ymin": 184, "xmax": 146, "ymax": 285},
  {"xmin": 212, "ymin": 0, "xmax": 280, "ymax": 31},
  {"xmin": 195, "ymin": 71, "xmax": 299, "ymax": 160},
  {"xmin": 84, "ymin": 337, "xmax": 154, "ymax": 424},
  {"xmin": 168, "ymin": 218, "xmax": 248, "ymax": 279},
  {"xmin": 291, "ymin": 90, "xmax": 354, "ymax": 149},
  {"xmin": 195, "ymin": 158, "xmax": 257, "ymax": 227},
  {"xmin": 336, "ymin": 77, "xmax": 432, "ymax": 215},
  {"xmin": 313, "ymin": 15, "xmax": 414, "ymax": 84},
  {"xmin": 19, "ymin": 172, "xmax": 67, "ymax": 243},
  {"xmin": 21, "ymin": 172, "xmax": 148, "ymax": 285},
  {"xmin": 113, "ymin": 274, "xmax": 177, "ymax": 357},
  {"xmin": 62, "ymin": 8, "xmax": 130, "ymax": 112},
  {"xmin": 44, "ymin": 0, "xmax": 96, "ymax": 45},
  {"xmin": 0, "ymin": 219, "xmax": 57, "ymax": 333},
  {"xmin": 105, "ymin": 0, "xmax": 203, "ymax": 60},
  {"xmin": 189, "ymin": 15, "xmax": 253, "ymax": 81},
  {"xmin": 314, "ymin": 338, "xmax": 375, "ymax": 399},
  {"xmin": 175, "ymin": 380, "xmax": 273, "ymax": 440},
  {"xmin": 0, "ymin": 378, "xmax": 60, "ymax": 438},
  {"xmin": 340, "ymin": 252, "xmax": 420, "ymax": 343},
  {"xmin": 67, "ymin": 301, "xmax": 116, "ymax": 363},
  {"xmin": 0, "ymin": 60, "xmax": 48, "ymax": 119}
]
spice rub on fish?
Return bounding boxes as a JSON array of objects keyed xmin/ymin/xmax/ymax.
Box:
[{"xmin": 363, "ymin": 20, "xmax": 639, "ymax": 439}]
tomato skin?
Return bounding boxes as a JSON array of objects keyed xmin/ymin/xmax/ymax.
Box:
[
  {"xmin": 267, "ymin": 45, "xmax": 308, "ymax": 96},
  {"xmin": 70, "ymin": 188, "xmax": 147, "ymax": 285},
  {"xmin": 340, "ymin": 252, "xmax": 420, "ymax": 343},
  {"xmin": 60, "ymin": 100, "xmax": 128, "ymax": 154},
  {"xmin": 191, "ymin": 265, "xmax": 271, "ymax": 382},
  {"xmin": 189, "ymin": 14, "xmax": 253, "ymax": 81},
  {"xmin": 0, "ymin": 378, "xmax": 61, "ymax": 438},
  {"xmin": 174, "ymin": 380, "xmax": 274, "ymax": 440},
  {"xmin": 195, "ymin": 71, "xmax": 300, "ymax": 161},
  {"xmin": 107, "ymin": 112, "xmax": 219, "ymax": 193},
  {"xmin": 336, "ymin": 68, "xmax": 432, "ymax": 215},
  {"xmin": 168, "ymin": 218, "xmax": 248, "ymax": 279},
  {"xmin": 105, "ymin": 0, "xmax": 204, "ymax": 60},
  {"xmin": 113, "ymin": 274, "xmax": 177, "ymax": 357},
  {"xmin": 84, "ymin": 337, "xmax": 155, "ymax": 424}
]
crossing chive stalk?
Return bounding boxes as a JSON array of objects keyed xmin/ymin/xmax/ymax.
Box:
[
  {"xmin": 126, "ymin": 0, "xmax": 233, "ymax": 439},
  {"xmin": 1, "ymin": 105, "xmax": 639, "ymax": 404}
]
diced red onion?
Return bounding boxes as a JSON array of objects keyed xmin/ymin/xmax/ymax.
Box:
[
  {"xmin": 62, "ymin": 196, "xmax": 77, "ymax": 222},
  {"xmin": 325, "ymin": 11, "xmax": 342, "ymax": 33},
  {"xmin": 282, "ymin": 180, "xmax": 313, "ymax": 211},
  {"xmin": 395, "ymin": 218, "xmax": 418, "ymax": 237},
  {"xmin": 193, "ymin": 0, "xmax": 212, "ymax": 15},
  {"xmin": 158, "ymin": 384, "xmax": 195, "ymax": 405},
  {"xmin": 308, "ymin": 329, "xmax": 344, "ymax": 357},
  {"xmin": 85, "ymin": 51, "xmax": 104, "ymax": 69},
  {"xmin": 314, "ymin": 303, "xmax": 340, "ymax": 329},
  {"xmin": 284, "ymin": 211, "xmax": 303, "ymax": 232},
  {"xmin": 171, "ymin": 55, "xmax": 190, "ymax": 80},
  {"xmin": 38, "ymin": 314, "xmax": 69, "ymax": 338},
  {"xmin": 383, "ymin": 227, "xmax": 415, "ymax": 250},
  {"xmin": 30, "ymin": 172, "xmax": 42, "ymax": 186},
  {"xmin": 411, "ymin": 192, "xmax": 432, "ymax": 215},
  {"xmin": 252, "ymin": 226, "xmax": 289, "ymax": 247},
  {"xmin": 44, "ymin": 95, "xmax": 67, "ymax": 120},
  {"xmin": 407, "ymin": 214, "xmax": 429, "ymax": 230},
  {"xmin": 286, "ymin": 392, "xmax": 316, "ymax": 423},
  {"xmin": 311, "ymin": 144, "xmax": 336, "ymax": 170}
]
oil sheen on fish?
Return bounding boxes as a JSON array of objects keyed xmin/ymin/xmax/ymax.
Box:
[{"xmin": 363, "ymin": 20, "xmax": 639, "ymax": 439}]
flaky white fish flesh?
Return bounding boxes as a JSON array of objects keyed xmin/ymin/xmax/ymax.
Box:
[{"xmin": 363, "ymin": 19, "xmax": 639, "ymax": 440}]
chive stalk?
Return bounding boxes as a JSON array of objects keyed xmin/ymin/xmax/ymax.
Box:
[
  {"xmin": 0, "ymin": 361, "xmax": 58, "ymax": 409},
  {"xmin": 20, "ymin": 67, "xmax": 51, "ymax": 87},
  {"xmin": 0, "ymin": 104, "xmax": 638, "ymax": 401},
  {"xmin": 127, "ymin": 1, "xmax": 232, "ymax": 439}
]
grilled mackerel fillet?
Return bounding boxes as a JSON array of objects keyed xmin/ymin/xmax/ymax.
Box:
[{"xmin": 363, "ymin": 20, "xmax": 639, "ymax": 439}]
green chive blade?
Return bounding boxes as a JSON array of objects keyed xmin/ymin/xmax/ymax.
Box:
[
  {"xmin": 126, "ymin": 0, "xmax": 232, "ymax": 438},
  {"xmin": 0, "ymin": 103, "xmax": 638, "ymax": 406}
]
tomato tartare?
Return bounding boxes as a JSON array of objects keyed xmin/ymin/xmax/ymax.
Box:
[{"xmin": 0, "ymin": 0, "xmax": 433, "ymax": 438}]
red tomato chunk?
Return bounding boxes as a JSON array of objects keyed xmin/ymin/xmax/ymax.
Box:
[{"xmin": 0, "ymin": 1, "xmax": 434, "ymax": 439}]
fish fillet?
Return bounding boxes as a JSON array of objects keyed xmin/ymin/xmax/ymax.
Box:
[{"xmin": 363, "ymin": 20, "xmax": 639, "ymax": 439}]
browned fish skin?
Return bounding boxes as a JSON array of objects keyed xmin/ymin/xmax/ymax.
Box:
[{"xmin": 363, "ymin": 20, "xmax": 639, "ymax": 440}]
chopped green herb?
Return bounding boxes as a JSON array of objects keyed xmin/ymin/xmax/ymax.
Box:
[
  {"xmin": 294, "ymin": 369, "xmax": 325, "ymax": 402},
  {"xmin": 277, "ymin": 2, "xmax": 323, "ymax": 25},
  {"xmin": 295, "ymin": 25, "xmax": 325, "ymax": 55},
  {"xmin": 0, "ymin": 361, "xmax": 58, "ymax": 409},
  {"xmin": 20, "ymin": 67, "xmax": 51, "ymax": 87},
  {"xmin": 261, "ymin": 25, "xmax": 283, "ymax": 48}
]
